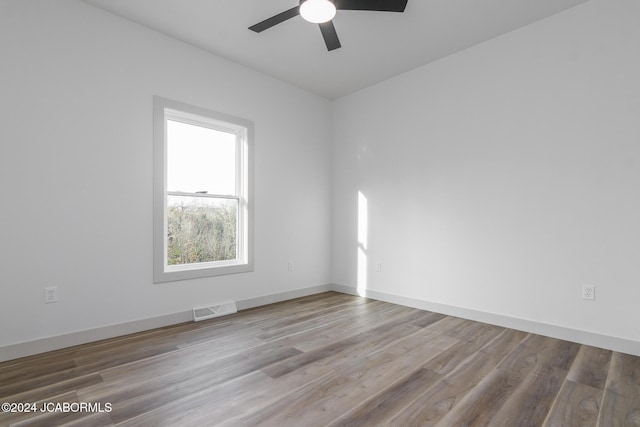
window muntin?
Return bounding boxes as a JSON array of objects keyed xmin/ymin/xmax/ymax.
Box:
[{"xmin": 153, "ymin": 97, "xmax": 253, "ymax": 282}]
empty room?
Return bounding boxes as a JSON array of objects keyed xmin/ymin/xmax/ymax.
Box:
[{"xmin": 1, "ymin": 0, "xmax": 639, "ymax": 425}]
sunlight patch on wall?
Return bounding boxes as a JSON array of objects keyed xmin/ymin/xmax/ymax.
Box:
[{"xmin": 357, "ymin": 191, "xmax": 368, "ymax": 296}]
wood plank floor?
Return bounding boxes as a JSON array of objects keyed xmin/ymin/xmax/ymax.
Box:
[{"xmin": 1, "ymin": 292, "xmax": 639, "ymax": 426}]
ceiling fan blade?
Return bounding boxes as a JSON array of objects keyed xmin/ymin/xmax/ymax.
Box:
[
  {"xmin": 249, "ymin": 6, "xmax": 300, "ymax": 33},
  {"xmin": 319, "ymin": 21, "xmax": 341, "ymax": 51},
  {"xmin": 334, "ymin": 0, "xmax": 408, "ymax": 12}
]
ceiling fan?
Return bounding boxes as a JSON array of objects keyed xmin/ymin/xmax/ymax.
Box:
[{"xmin": 249, "ymin": 0, "xmax": 409, "ymax": 51}]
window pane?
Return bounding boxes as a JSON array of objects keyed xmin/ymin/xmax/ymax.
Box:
[
  {"xmin": 167, "ymin": 120, "xmax": 236, "ymax": 195},
  {"xmin": 167, "ymin": 195, "xmax": 238, "ymax": 265}
]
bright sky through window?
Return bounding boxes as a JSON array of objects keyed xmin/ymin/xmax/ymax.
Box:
[{"xmin": 166, "ymin": 120, "xmax": 236, "ymax": 195}]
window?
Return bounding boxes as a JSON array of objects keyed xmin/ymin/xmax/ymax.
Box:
[{"xmin": 153, "ymin": 96, "xmax": 253, "ymax": 282}]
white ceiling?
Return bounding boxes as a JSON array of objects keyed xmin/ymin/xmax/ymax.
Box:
[{"xmin": 81, "ymin": 0, "xmax": 590, "ymax": 99}]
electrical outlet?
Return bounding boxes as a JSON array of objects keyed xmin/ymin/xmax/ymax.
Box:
[
  {"xmin": 45, "ymin": 286, "xmax": 58, "ymax": 304},
  {"xmin": 582, "ymin": 285, "xmax": 595, "ymax": 301},
  {"xmin": 288, "ymin": 261, "xmax": 294, "ymax": 271},
  {"xmin": 376, "ymin": 262, "xmax": 382, "ymax": 272}
]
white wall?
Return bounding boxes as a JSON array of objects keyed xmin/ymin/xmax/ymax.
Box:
[
  {"xmin": 2, "ymin": 0, "xmax": 639, "ymax": 358},
  {"xmin": 332, "ymin": 0, "xmax": 640, "ymax": 346},
  {"xmin": 0, "ymin": 0, "xmax": 331, "ymax": 349}
]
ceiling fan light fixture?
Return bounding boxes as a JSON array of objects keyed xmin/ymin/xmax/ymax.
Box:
[{"xmin": 300, "ymin": 0, "xmax": 336, "ymax": 24}]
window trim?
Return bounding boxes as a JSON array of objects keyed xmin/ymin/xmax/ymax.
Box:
[{"xmin": 153, "ymin": 96, "xmax": 254, "ymax": 283}]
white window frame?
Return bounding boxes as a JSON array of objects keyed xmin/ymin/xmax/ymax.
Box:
[{"xmin": 153, "ymin": 96, "xmax": 254, "ymax": 283}]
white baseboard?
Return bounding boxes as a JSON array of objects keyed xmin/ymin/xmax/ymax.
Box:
[
  {"xmin": 236, "ymin": 284, "xmax": 334, "ymax": 310},
  {"xmin": 0, "ymin": 284, "xmax": 333, "ymax": 363},
  {"xmin": 3, "ymin": 283, "xmax": 638, "ymax": 362},
  {"xmin": 0, "ymin": 310, "xmax": 193, "ymax": 363},
  {"xmin": 333, "ymin": 284, "xmax": 640, "ymax": 357}
]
